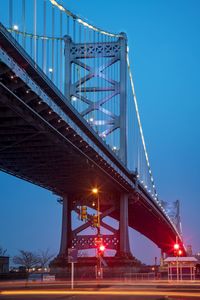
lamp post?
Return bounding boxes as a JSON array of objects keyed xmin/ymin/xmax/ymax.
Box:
[
  {"xmin": 178, "ymin": 249, "xmax": 182, "ymax": 280},
  {"xmin": 92, "ymin": 188, "xmax": 100, "ymax": 235},
  {"xmin": 92, "ymin": 188, "xmax": 102, "ymax": 278},
  {"xmin": 174, "ymin": 236, "xmax": 180, "ymax": 281}
]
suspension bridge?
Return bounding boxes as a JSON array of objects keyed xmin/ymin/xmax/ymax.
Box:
[{"xmin": 0, "ymin": 0, "xmax": 185, "ymax": 262}]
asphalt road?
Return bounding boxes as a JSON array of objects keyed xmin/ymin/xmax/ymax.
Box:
[
  {"xmin": 1, "ymin": 280, "xmax": 200, "ymax": 300},
  {"xmin": 0, "ymin": 295, "xmax": 178, "ymax": 300}
]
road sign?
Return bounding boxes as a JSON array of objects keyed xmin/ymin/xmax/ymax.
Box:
[
  {"xmin": 68, "ymin": 248, "xmax": 78, "ymax": 263},
  {"xmin": 68, "ymin": 248, "xmax": 78, "ymax": 289}
]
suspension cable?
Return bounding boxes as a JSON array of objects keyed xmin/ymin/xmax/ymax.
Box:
[
  {"xmin": 127, "ymin": 52, "xmax": 158, "ymax": 200},
  {"xmin": 49, "ymin": 0, "xmax": 123, "ymax": 38}
]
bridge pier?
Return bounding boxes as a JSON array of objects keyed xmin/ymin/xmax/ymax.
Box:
[
  {"xmin": 119, "ymin": 192, "xmax": 131, "ymax": 256},
  {"xmin": 59, "ymin": 196, "xmax": 71, "ymax": 256},
  {"xmin": 58, "ymin": 192, "xmax": 132, "ymax": 257}
]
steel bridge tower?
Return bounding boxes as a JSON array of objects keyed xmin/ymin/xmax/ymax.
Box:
[
  {"xmin": 64, "ymin": 33, "xmax": 128, "ymax": 165},
  {"xmin": 55, "ymin": 33, "xmax": 131, "ymax": 262}
]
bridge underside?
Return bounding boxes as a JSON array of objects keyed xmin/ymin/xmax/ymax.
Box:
[
  {"xmin": 0, "ymin": 73, "xmax": 119, "ymax": 196},
  {"xmin": 0, "ymin": 24, "xmax": 183, "ymax": 256}
]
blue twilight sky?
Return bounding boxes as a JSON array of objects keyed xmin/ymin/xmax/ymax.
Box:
[{"xmin": 1, "ymin": 0, "xmax": 200, "ymax": 265}]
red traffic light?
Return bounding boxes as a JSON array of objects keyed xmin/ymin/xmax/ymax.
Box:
[
  {"xmin": 174, "ymin": 243, "xmax": 179, "ymax": 250},
  {"xmin": 99, "ymin": 245, "xmax": 105, "ymax": 252},
  {"xmin": 178, "ymin": 249, "xmax": 182, "ymax": 256}
]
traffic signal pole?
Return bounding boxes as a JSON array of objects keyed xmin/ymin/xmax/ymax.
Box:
[
  {"xmin": 175, "ymin": 236, "xmax": 179, "ymax": 281},
  {"xmin": 97, "ymin": 192, "xmax": 102, "ymax": 279},
  {"xmin": 92, "ymin": 188, "xmax": 105, "ymax": 279},
  {"xmin": 97, "ymin": 193, "xmax": 100, "ymax": 234}
]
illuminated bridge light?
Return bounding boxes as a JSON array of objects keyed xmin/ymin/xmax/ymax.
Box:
[
  {"xmin": 71, "ymin": 96, "xmax": 77, "ymax": 101},
  {"xmin": 13, "ymin": 24, "xmax": 19, "ymax": 31},
  {"xmin": 49, "ymin": 67, "xmax": 53, "ymax": 73}
]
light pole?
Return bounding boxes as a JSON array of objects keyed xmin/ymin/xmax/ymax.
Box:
[
  {"xmin": 92, "ymin": 188, "xmax": 100, "ymax": 236},
  {"xmin": 92, "ymin": 188, "xmax": 102, "ymax": 278},
  {"xmin": 174, "ymin": 236, "xmax": 180, "ymax": 281}
]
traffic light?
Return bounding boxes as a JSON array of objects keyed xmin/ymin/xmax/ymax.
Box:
[
  {"xmin": 95, "ymin": 237, "xmax": 105, "ymax": 256},
  {"xmin": 174, "ymin": 243, "xmax": 180, "ymax": 256},
  {"xmin": 178, "ymin": 249, "xmax": 182, "ymax": 256},
  {"xmin": 80, "ymin": 206, "xmax": 87, "ymax": 221},
  {"xmin": 174, "ymin": 243, "xmax": 179, "ymax": 250},
  {"xmin": 92, "ymin": 215, "xmax": 98, "ymax": 227},
  {"xmin": 98, "ymin": 244, "xmax": 105, "ymax": 257}
]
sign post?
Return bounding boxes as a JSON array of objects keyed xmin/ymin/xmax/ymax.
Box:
[
  {"xmin": 71, "ymin": 262, "xmax": 74, "ymax": 289},
  {"xmin": 68, "ymin": 248, "xmax": 78, "ymax": 289},
  {"xmin": 94, "ymin": 237, "xmax": 104, "ymax": 279}
]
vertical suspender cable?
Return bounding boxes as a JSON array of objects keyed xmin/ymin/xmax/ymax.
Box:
[
  {"xmin": 47, "ymin": 38, "xmax": 49, "ymax": 78},
  {"xmin": 43, "ymin": 0, "xmax": 47, "ymax": 74},
  {"xmin": 67, "ymin": 15, "xmax": 69, "ymax": 35},
  {"xmin": 36, "ymin": 36, "xmax": 39, "ymax": 65},
  {"xmin": 9, "ymin": 0, "xmax": 13, "ymax": 29},
  {"xmin": 30, "ymin": 36, "xmax": 33, "ymax": 58},
  {"xmin": 56, "ymin": 39, "xmax": 58, "ymax": 87},
  {"xmin": 78, "ymin": 24, "xmax": 82, "ymax": 110},
  {"xmin": 92, "ymin": 30, "xmax": 95, "ymax": 124},
  {"xmin": 60, "ymin": 9, "xmax": 63, "ymax": 92},
  {"xmin": 84, "ymin": 26, "xmax": 86, "ymax": 114},
  {"xmin": 22, "ymin": 0, "xmax": 26, "ymax": 48},
  {"xmin": 52, "ymin": 4, "xmax": 55, "ymax": 82},
  {"xmin": 34, "ymin": 0, "xmax": 37, "ymax": 66},
  {"xmin": 111, "ymin": 35, "xmax": 114, "ymax": 148},
  {"xmin": 73, "ymin": 18, "xmax": 76, "ymax": 108}
]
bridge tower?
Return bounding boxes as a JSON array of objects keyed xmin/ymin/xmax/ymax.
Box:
[
  {"xmin": 53, "ymin": 33, "xmax": 132, "ymax": 263},
  {"xmin": 64, "ymin": 33, "xmax": 128, "ymax": 165}
]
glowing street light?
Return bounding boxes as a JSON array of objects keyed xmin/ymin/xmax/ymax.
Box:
[
  {"xmin": 92, "ymin": 188, "xmax": 100, "ymax": 229},
  {"xmin": 92, "ymin": 188, "xmax": 98, "ymax": 194},
  {"xmin": 92, "ymin": 187, "xmax": 103, "ymax": 278}
]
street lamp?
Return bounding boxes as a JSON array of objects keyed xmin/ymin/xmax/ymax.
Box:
[
  {"xmin": 92, "ymin": 187, "xmax": 102, "ymax": 278},
  {"xmin": 174, "ymin": 237, "xmax": 180, "ymax": 281}
]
